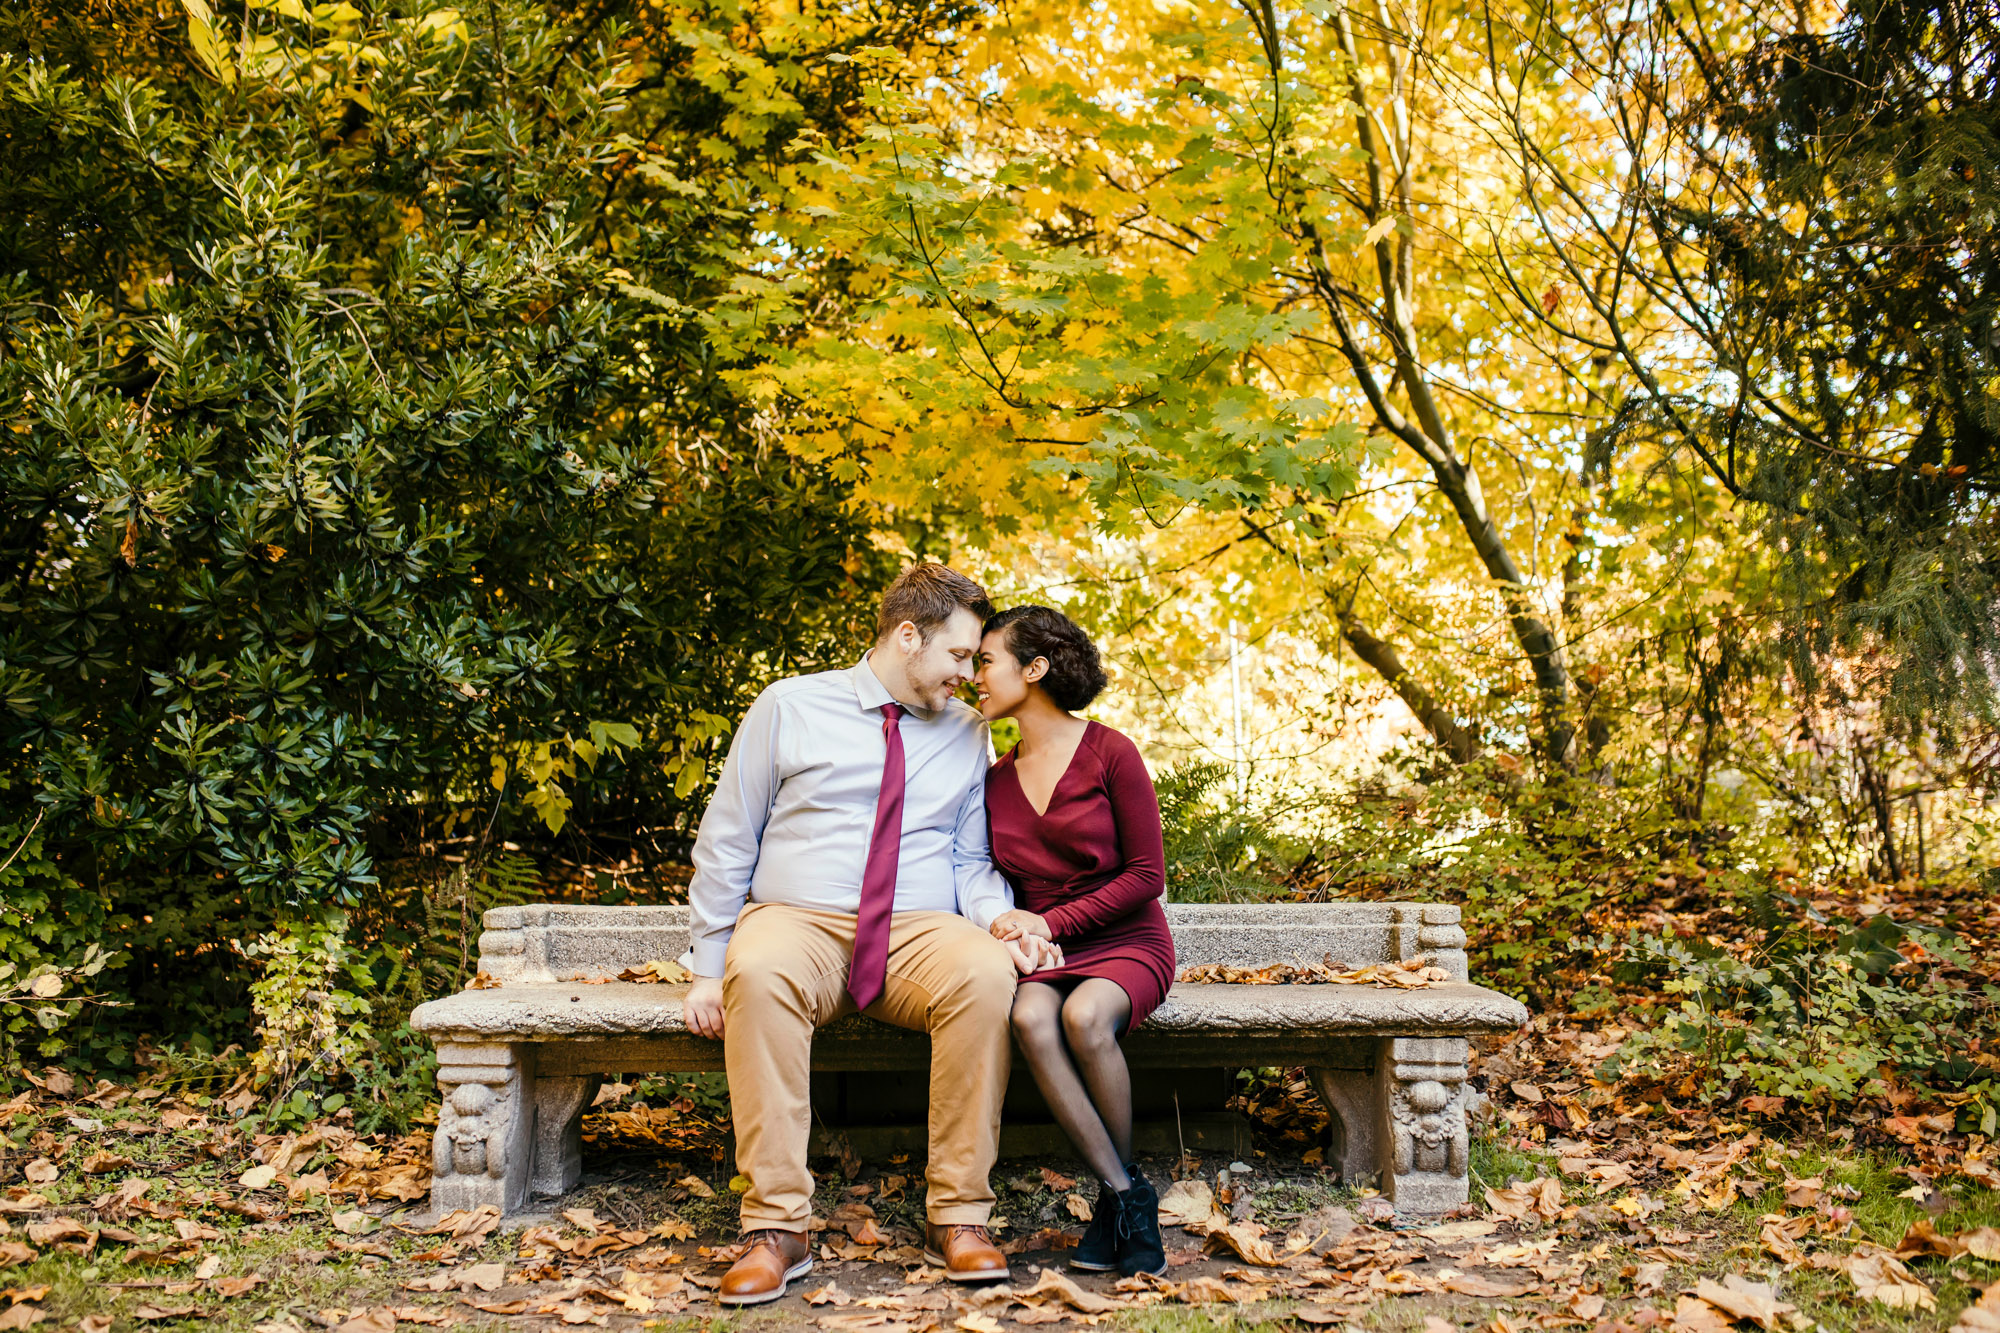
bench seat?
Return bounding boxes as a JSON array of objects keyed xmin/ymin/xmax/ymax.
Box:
[{"xmin": 412, "ymin": 902, "xmax": 1527, "ymax": 1218}]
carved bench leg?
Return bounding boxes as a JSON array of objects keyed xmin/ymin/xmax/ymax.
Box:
[
  {"xmin": 432, "ymin": 1042, "xmax": 537, "ymax": 1215},
  {"xmin": 1305, "ymin": 1066, "xmax": 1380, "ymax": 1188},
  {"xmin": 531, "ymin": 1075, "xmax": 603, "ymax": 1199},
  {"xmin": 1379, "ymin": 1036, "xmax": 1471, "ymax": 1216}
]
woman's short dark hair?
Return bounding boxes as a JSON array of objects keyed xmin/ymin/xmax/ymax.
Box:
[{"xmin": 983, "ymin": 605, "xmax": 1108, "ymax": 711}]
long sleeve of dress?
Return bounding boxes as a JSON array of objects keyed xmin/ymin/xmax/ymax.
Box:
[{"xmin": 1039, "ymin": 733, "xmax": 1166, "ymax": 940}]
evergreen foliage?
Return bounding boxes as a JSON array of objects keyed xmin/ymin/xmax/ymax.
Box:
[{"xmin": 0, "ymin": 0, "xmax": 883, "ymax": 1058}]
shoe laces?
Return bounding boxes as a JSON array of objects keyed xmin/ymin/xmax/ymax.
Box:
[{"xmin": 1113, "ymin": 1191, "xmax": 1137, "ymax": 1242}]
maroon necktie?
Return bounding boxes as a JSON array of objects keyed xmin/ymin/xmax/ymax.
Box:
[{"xmin": 847, "ymin": 702, "xmax": 905, "ymax": 1011}]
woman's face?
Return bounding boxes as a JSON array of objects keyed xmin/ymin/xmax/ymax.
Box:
[{"xmin": 972, "ymin": 630, "xmax": 1035, "ymax": 721}]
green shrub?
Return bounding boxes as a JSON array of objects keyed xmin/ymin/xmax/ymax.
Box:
[
  {"xmin": 0, "ymin": 0, "xmax": 886, "ymax": 1061},
  {"xmin": 1598, "ymin": 903, "xmax": 2000, "ymax": 1128}
]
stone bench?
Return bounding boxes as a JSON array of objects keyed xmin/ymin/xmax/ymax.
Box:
[{"xmin": 410, "ymin": 902, "xmax": 1527, "ymax": 1219}]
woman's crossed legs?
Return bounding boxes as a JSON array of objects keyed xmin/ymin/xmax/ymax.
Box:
[{"xmin": 1009, "ymin": 977, "xmax": 1134, "ymax": 1189}]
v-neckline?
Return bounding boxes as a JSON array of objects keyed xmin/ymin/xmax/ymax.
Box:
[{"xmin": 1010, "ymin": 722, "xmax": 1091, "ymax": 819}]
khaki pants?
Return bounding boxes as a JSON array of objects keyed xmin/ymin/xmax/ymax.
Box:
[{"xmin": 723, "ymin": 902, "xmax": 1016, "ymax": 1232}]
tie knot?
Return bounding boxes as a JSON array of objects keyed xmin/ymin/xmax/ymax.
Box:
[{"xmin": 881, "ymin": 703, "xmax": 904, "ymax": 724}]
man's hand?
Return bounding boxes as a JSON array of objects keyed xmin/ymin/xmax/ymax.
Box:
[
  {"xmin": 990, "ymin": 909, "xmax": 1052, "ymax": 942},
  {"xmin": 683, "ymin": 975, "xmax": 725, "ymax": 1039}
]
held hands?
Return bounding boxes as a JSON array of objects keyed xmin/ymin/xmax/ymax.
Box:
[
  {"xmin": 991, "ymin": 910, "xmax": 1062, "ymax": 976},
  {"xmin": 990, "ymin": 909, "xmax": 1053, "ymax": 941},
  {"xmin": 683, "ymin": 975, "xmax": 725, "ymax": 1039}
]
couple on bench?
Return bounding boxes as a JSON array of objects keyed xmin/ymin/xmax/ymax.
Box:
[{"xmin": 679, "ymin": 562, "xmax": 1175, "ymax": 1303}]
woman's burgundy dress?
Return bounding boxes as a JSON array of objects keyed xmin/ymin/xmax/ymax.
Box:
[{"xmin": 985, "ymin": 721, "xmax": 1175, "ymax": 1028}]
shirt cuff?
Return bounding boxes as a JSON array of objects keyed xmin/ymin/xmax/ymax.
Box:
[
  {"xmin": 964, "ymin": 896, "xmax": 1008, "ymax": 932},
  {"xmin": 684, "ymin": 937, "xmax": 730, "ymax": 978}
]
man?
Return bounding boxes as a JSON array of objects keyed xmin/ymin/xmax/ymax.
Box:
[{"xmin": 680, "ymin": 562, "xmax": 1033, "ymax": 1305}]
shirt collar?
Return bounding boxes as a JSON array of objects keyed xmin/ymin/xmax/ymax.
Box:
[{"xmin": 853, "ymin": 651, "xmax": 939, "ymax": 721}]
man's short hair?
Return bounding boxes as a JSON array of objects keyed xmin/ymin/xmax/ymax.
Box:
[{"xmin": 876, "ymin": 563, "xmax": 994, "ymax": 642}]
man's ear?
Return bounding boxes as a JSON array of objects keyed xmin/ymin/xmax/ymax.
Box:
[{"xmin": 891, "ymin": 620, "xmax": 922, "ymax": 654}]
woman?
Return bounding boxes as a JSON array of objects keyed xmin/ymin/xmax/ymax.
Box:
[{"xmin": 973, "ymin": 605, "xmax": 1174, "ymax": 1278}]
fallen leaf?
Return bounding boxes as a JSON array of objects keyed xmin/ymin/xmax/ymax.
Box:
[
  {"xmin": 560, "ymin": 1208, "xmax": 600, "ymax": 1232},
  {"xmin": 195, "ymin": 1254, "xmax": 222, "ymax": 1280},
  {"xmin": 1419, "ymin": 1220, "xmax": 1496, "ymax": 1241},
  {"xmin": 1157, "ymin": 1180, "xmax": 1217, "ymax": 1230},
  {"xmin": 676, "ymin": 1176, "xmax": 715, "ymax": 1199},
  {"xmin": 19, "ymin": 1164, "xmax": 53, "ymax": 1187},
  {"xmin": 334, "ymin": 1309, "xmax": 397, "ymax": 1333},
  {"xmin": 1671, "ymin": 1293, "xmax": 1735, "ymax": 1333},
  {"xmin": 80, "ymin": 1153, "xmax": 135, "ymax": 1175},
  {"xmin": 214, "ymin": 1276, "xmax": 267, "ymax": 1298},
  {"xmin": 1064, "ymin": 1193, "xmax": 1093, "ymax": 1222},
  {"xmin": 458, "ymin": 1263, "xmax": 505, "ymax": 1293},
  {"xmin": 1020, "ymin": 1269, "xmax": 1120, "ymax": 1313},
  {"xmin": 805, "ymin": 1284, "xmax": 853, "ymax": 1307},
  {"xmin": 1485, "ymin": 1177, "xmax": 1563, "ymax": 1222},
  {"xmin": 1781, "ymin": 1176, "xmax": 1822, "ymax": 1208},
  {"xmin": 133, "ymin": 1306, "xmax": 198, "ymax": 1323},
  {"xmin": 238, "ymin": 1165, "xmax": 278, "ymax": 1190},
  {"xmin": 1693, "ymin": 1276, "xmax": 1795, "ymax": 1330},
  {"xmin": 1950, "ymin": 1282, "xmax": 2000, "ymax": 1333},
  {"xmin": 1204, "ymin": 1223, "xmax": 1280, "ymax": 1266},
  {"xmin": 1040, "ymin": 1167, "xmax": 1077, "ymax": 1191},
  {"xmin": 1830, "ymin": 1245, "xmax": 1936, "ymax": 1311},
  {"xmin": 1444, "ymin": 1273, "xmax": 1539, "ymax": 1298},
  {"xmin": 175, "ymin": 1219, "xmax": 222, "ymax": 1242},
  {"xmin": 1570, "ymin": 1292, "xmax": 1606, "ymax": 1320},
  {"xmin": 333, "ymin": 1211, "xmax": 377, "ymax": 1236},
  {"xmin": 424, "ymin": 1208, "xmax": 501, "ymax": 1243},
  {"xmin": 79, "ymin": 1319, "xmax": 112, "ymax": 1333},
  {"xmin": 0, "ymin": 1308, "xmax": 38, "ymax": 1331},
  {"xmin": 956, "ymin": 1313, "xmax": 1003, "ymax": 1333},
  {"xmin": 462, "ymin": 1301, "xmax": 529, "ymax": 1316},
  {"xmin": 0, "ymin": 1248, "xmax": 30, "ymax": 1269}
]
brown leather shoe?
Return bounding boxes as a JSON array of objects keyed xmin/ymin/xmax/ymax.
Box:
[
  {"xmin": 718, "ymin": 1228, "xmax": 812, "ymax": 1306},
  {"xmin": 923, "ymin": 1222, "xmax": 1009, "ymax": 1283}
]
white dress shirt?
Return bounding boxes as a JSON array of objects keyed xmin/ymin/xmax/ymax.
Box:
[{"xmin": 681, "ymin": 653, "xmax": 1015, "ymax": 977}]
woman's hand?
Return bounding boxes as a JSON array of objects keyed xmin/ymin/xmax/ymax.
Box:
[
  {"xmin": 998, "ymin": 933, "xmax": 1065, "ymax": 976},
  {"xmin": 990, "ymin": 909, "xmax": 1053, "ymax": 942}
]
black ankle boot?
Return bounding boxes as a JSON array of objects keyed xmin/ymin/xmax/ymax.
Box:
[
  {"xmin": 1068, "ymin": 1178, "xmax": 1120, "ymax": 1271},
  {"xmin": 1114, "ymin": 1165, "xmax": 1165, "ymax": 1277}
]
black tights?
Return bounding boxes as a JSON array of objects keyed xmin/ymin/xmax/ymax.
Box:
[{"xmin": 1010, "ymin": 978, "xmax": 1134, "ymax": 1191}]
